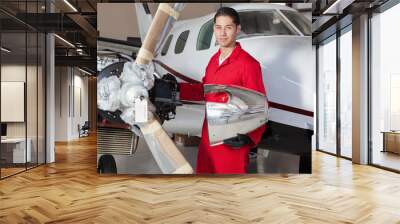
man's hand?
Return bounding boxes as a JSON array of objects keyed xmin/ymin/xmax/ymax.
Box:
[{"xmin": 223, "ymin": 134, "xmax": 253, "ymax": 148}]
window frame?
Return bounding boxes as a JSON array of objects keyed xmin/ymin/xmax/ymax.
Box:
[{"xmin": 278, "ymin": 9, "xmax": 311, "ymax": 36}]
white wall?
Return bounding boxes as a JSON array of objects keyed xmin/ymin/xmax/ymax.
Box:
[
  {"xmin": 55, "ymin": 67, "xmax": 89, "ymax": 141},
  {"xmin": 71, "ymin": 72, "xmax": 89, "ymax": 139},
  {"xmin": 55, "ymin": 66, "xmax": 68, "ymax": 141},
  {"xmin": 1, "ymin": 63, "xmax": 46, "ymax": 164},
  {"xmin": 1, "ymin": 65, "xmax": 26, "ymax": 141},
  {"xmin": 1, "ymin": 65, "xmax": 35, "ymax": 138}
]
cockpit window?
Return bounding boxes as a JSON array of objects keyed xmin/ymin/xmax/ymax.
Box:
[
  {"xmin": 237, "ymin": 10, "xmax": 298, "ymax": 38},
  {"xmin": 280, "ymin": 10, "xmax": 311, "ymax": 36}
]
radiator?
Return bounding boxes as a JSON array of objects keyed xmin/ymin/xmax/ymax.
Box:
[{"xmin": 97, "ymin": 127, "xmax": 138, "ymax": 155}]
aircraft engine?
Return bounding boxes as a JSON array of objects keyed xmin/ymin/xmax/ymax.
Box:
[{"xmin": 98, "ymin": 61, "xmax": 180, "ymax": 125}]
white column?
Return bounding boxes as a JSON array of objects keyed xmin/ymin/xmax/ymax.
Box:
[
  {"xmin": 352, "ymin": 14, "xmax": 369, "ymax": 164},
  {"xmin": 45, "ymin": 1, "xmax": 56, "ymax": 163},
  {"xmin": 46, "ymin": 32, "xmax": 55, "ymax": 163}
]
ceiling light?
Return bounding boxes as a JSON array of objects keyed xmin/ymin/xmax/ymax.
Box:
[
  {"xmin": 323, "ymin": 0, "xmax": 355, "ymax": 15},
  {"xmin": 54, "ymin": 34, "xmax": 75, "ymax": 48},
  {"xmin": 63, "ymin": 0, "xmax": 78, "ymax": 12},
  {"xmin": 1, "ymin": 47, "xmax": 11, "ymax": 53},
  {"xmin": 78, "ymin": 67, "xmax": 93, "ymax": 76}
]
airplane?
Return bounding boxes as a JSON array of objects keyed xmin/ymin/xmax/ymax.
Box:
[{"xmin": 97, "ymin": 3, "xmax": 314, "ymax": 173}]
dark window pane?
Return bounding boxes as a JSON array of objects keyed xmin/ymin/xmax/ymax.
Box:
[
  {"xmin": 175, "ymin": 30, "xmax": 189, "ymax": 54},
  {"xmin": 161, "ymin": 35, "xmax": 173, "ymax": 56},
  {"xmin": 197, "ymin": 19, "xmax": 213, "ymax": 51}
]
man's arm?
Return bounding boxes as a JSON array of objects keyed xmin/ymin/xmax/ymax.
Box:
[
  {"xmin": 179, "ymin": 82, "xmax": 204, "ymax": 101},
  {"xmin": 178, "ymin": 65, "xmax": 209, "ymax": 102},
  {"xmin": 241, "ymin": 61, "xmax": 267, "ymax": 147}
]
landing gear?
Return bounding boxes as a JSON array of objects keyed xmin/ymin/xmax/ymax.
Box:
[{"xmin": 97, "ymin": 154, "xmax": 117, "ymax": 174}]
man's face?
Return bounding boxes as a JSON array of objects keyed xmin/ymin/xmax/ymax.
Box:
[{"xmin": 214, "ymin": 15, "xmax": 240, "ymax": 48}]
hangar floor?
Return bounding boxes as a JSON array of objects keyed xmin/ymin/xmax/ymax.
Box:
[
  {"xmin": 0, "ymin": 134, "xmax": 400, "ymax": 223},
  {"xmin": 109, "ymin": 135, "xmax": 300, "ymax": 174}
]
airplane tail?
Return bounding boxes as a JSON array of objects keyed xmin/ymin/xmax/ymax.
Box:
[{"xmin": 135, "ymin": 3, "xmax": 153, "ymax": 43}]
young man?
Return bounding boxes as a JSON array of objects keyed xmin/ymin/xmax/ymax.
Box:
[{"xmin": 181, "ymin": 7, "xmax": 266, "ymax": 174}]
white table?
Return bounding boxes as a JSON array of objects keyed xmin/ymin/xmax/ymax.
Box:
[{"xmin": 1, "ymin": 138, "xmax": 31, "ymax": 163}]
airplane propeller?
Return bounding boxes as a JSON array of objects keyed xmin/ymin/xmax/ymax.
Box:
[{"xmin": 97, "ymin": 3, "xmax": 193, "ymax": 174}]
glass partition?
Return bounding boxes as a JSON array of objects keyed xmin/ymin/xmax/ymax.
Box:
[
  {"xmin": 27, "ymin": 31, "xmax": 38, "ymax": 169},
  {"xmin": 317, "ymin": 35, "xmax": 337, "ymax": 155},
  {"xmin": 0, "ymin": 1, "xmax": 46, "ymax": 179},
  {"xmin": 1, "ymin": 31, "xmax": 28, "ymax": 177},
  {"xmin": 370, "ymin": 3, "xmax": 400, "ymax": 171},
  {"xmin": 339, "ymin": 26, "xmax": 352, "ymax": 158},
  {"xmin": 38, "ymin": 32, "xmax": 45, "ymax": 165}
]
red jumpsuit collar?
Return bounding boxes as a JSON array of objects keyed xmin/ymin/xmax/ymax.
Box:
[{"xmin": 216, "ymin": 42, "xmax": 242, "ymax": 64}]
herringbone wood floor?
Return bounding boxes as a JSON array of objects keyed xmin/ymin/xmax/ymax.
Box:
[{"xmin": 1, "ymin": 134, "xmax": 400, "ymax": 223}]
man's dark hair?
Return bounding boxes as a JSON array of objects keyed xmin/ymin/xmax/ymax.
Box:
[{"xmin": 214, "ymin": 7, "xmax": 240, "ymax": 26}]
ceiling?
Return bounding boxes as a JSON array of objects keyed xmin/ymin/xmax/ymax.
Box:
[
  {"xmin": 311, "ymin": 0, "xmax": 391, "ymax": 43},
  {"xmin": 0, "ymin": 0, "xmax": 98, "ymax": 72},
  {"xmin": 0, "ymin": 0, "xmax": 311, "ymax": 72},
  {"xmin": 1, "ymin": 0, "xmax": 393, "ymax": 70},
  {"xmin": 98, "ymin": 2, "xmax": 312, "ymax": 42}
]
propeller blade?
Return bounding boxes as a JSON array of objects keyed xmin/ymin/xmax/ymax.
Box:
[{"xmin": 205, "ymin": 84, "xmax": 269, "ymax": 146}]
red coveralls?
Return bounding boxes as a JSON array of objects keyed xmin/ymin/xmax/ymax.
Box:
[{"xmin": 180, "ymin": 42, "xmax": 266, "ymax": 174}]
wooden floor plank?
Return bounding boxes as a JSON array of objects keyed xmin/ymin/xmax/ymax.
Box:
[{"xmin": 0, "ymin": 134, "xmax": 399, "ymax": 223}]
